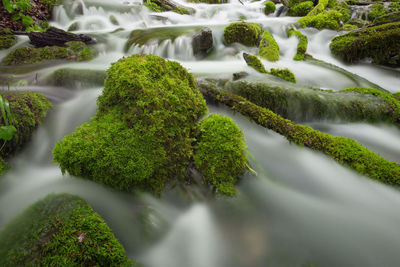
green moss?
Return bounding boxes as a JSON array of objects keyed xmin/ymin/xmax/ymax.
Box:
[
  {"xmin": 197, "ymin": 81, "xmax": 400, "ymax": 186},
  {"xmin": 330, "ymin": 22, "xmax": 400, "ymax": 66},
  {"xmin": 298, "ymin": 10, "xmax": 343, "ymax": 30},
  {"xmin": 1, "ymin": 41, "xmax": 95, "ymax": 66},
  {"xmin": 53, "ymin": 54, "xmax": 208, "ymax": 195},
  {"xmin": 389, "ymin": 2, "xmax": 399, "ymax": 12},
  {"xmin": 187, "ymin": 0, "xmax": 227, "ymax": 3},
  {"xmin": 342, "ymin": 24, "xmax": 358, "ymax": 30},
  {"xmin": 307, "ymin": 0, "xmax": 328, "ymax": 16},
  {"xmin": 40, "ymin": 68, "xmax": 106, "ymax": 88},
  {"xmin": 144, "ymin": 0, "xmax": 163, "ymax": 12},
  {"xmin": 0, "ymin": 194, "xmax": 134, "ymax": 266},
  {"xmin": 287, "ymin": 29, "xmax": 308, "ymax": 60},
  {"xmin": 0, "ymin": 31, "xmax": 17, "ymax": 50},
  {"xmin": 373, "ymin": 11, "xmax": 400, "ymax": 25},
  {"xmin": 393, "ymin": 92, "xmax": 400, "ymax": 101},
  {"xmin": 368, "ymin": 3, "xmax": 387, "ymax": 21},
  {"xmin": 244, "ymin": 54, "xmax": 268, "ymax": 73},
  {"xmin": 223, "ymin": 22, "xmax": 262, "ymax": 47},
  {"xmin": 259, "ymin": 30, "xmax": 280, "ymax": 61},
  {"xmin": 264, "ymin": 1, "xmax": 276, "ymax": 15},
  {"xmin": 0, "ymin": 92, "xmax": 52, "ymax": 161},
  {"xmin": 270, "ymin": 68, "xmax": 297, "ymax": 83},
  {"xmin": 194, "ymin": 114, "xmax": 247, "ymax": 196},
  {"xmin": 143, "ymin": 0, "xmax": 191, "ymax": 14},
  {"xmin": 288, "ymin": 1, "xmax": 314, "ymax": 16}
]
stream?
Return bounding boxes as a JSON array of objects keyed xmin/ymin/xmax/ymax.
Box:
[{"xmin": 1, "ymin": 0, "xmax": 400, "ymax": 266}]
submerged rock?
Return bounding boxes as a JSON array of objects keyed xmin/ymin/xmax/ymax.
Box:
[
  {"xmin": 1, "ymin": 41, "xmax": 95, "ymax": 65},
  {"xmin": 40, "ymin": 68, "xmax": 106, "ymax": 88},
  {"xmin": 224, "ymin": 22, "xmax": 262, "ymax": 47},
  {"xmin": 0, "ymin": 194, "xmax": 134, "ymax": 266},
  {"xmin": 330, "ymin": 21, "xmax": 400, "ymax": 66},
  {"xmin": 192, "ymin": 27, "xmax": 213, "ymax": 57}
]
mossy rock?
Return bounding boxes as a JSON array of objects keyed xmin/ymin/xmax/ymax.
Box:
[
  {"xmin": 259, "ymin": 30, "xmax": 280, "ymax": 61},
  {"xmin": 330, "ymin": 22, "xmax": 400, "ymax": 66},
  {"xmin": 287, "ymin": 29, "xmax": 308, "ymax": 60},
  {"xmin": 243, "ymin": 53, "xmax": 268, "ymax": 73},
  {"xmin": 368, "ymin": 3, "xmax": 387, "ymax": 21},
  {"xmin": 0, "ymin": 194, "xmax": 134, "ymax": 266},
  {"xmin": 0, "ymin": 30, "xmax": 17, "ymax": 50},
  {"xmin": 53, "ymin": 54, "xmax": 208, "ymax": 195},
  {"xmin": 373, "ymin": 11, "xmax": 400, "ymax": 26},
  {"xmin": 0, "ymin": 92, "xmax": 52, "ymax": 165},
  {"xmin": 40, "ymin": 68, "xmax": 106, "ymax": 88},
  {"xmin": 264, "ymin": 1, "xmax": 276, "ymax": 15},
  {"xmin": 124, "ymin": 26, "xmax": 202, "ymax": 52},
  {"xmin": 306, "ymin": 0, "xmax": 328, "ymax": 16},
  {"xmin": 194, "ymin": 114, "xmax": 247, "ymax": 196},
  {"xmin": 197, "ymin": 80, "xmax": 400, "ymax": 186},
  {"xmin": 1, "ymin": 41, "xmax": 95, "ymax": 66},
  {"xmin": 288, "ymin": 1, "xmax": 314, "ymax": 16},
  {"xmin": 223, "ymin": 22, "xmax": 262, "ymax": 47},
  {"xmin": 143, "ymin": 0, "xmax": 192, "ymax": 14},
  {"xmin": 298, "ymin": 10, "xmax": 343, "ymax": 30},
  {"xmin": 270, "ymin": 68, "xmax": 296, "ymax": 83}
]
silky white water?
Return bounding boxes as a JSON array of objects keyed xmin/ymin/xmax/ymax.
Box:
[{"xmin": 0, "ymin": 0, "xmax": 400, "ymax": 266}]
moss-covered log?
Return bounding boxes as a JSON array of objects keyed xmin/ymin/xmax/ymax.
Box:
[
  {"xmin": 330, "ymin": 22, "xmax": 400, "ymax": 66},
  {"xmin": 0, "ymin": 194, "xmax": 134, "ymax": 266},
  {"xmin": 0, "ymin": 91, "xmax": 52, "ymax": 174},
  {"xmin": 1, "ymin": 41, "xmax": 95, "ymax": 66},
  {"xmin": 220, "ymin": 79, "xmax": 399, "ymax": 125},
  {"xmin": 197, "ymin": 80, "xmax": 400, "ymax": 185}
]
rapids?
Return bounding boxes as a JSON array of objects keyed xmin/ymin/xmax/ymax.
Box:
[{"xmin": 0, "ymin": 0, "xmax": 399, "ymax": 266}]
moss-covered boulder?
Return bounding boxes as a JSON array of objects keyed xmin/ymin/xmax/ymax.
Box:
[
  {"xmin": 264, "ymin": 1, "xmax": 276, "ymax": 15},
  {"xmin": 287, "ymin": 29, "xmax": 308, "ymax": 60},
  {"xmin": 0, "ymin": 92, "xmax": 52, "ymax": 174},
  {"xmin": 243, "ymin": 53, "xmax": 268, "ymax": 73},
  {"xmin": 0, "ymin": 194, "xmax": 134, "ymax": 266},
  {"xmin": 259, "ymin": 30, "xmax": 280, "ymax": 61},
  {"xmin": 0, "ymin": 29, "xmax": 17, "ymax": 50},
  {"xmin": 1, "ymin": 41, "xmax": 95, "ymax": 66},
  {"xmin": 194, "ymin": 114, "xmax": 247, "ymax": 196},
  {"xmin": 143, "ymin": 0, "xmax": 192, "ymax": 14},
  {"xmin": 298, "ymin": 10, "xmax": 343, "ymax": 30},
  {"xmin": 330, "ymin": 22, "xmax": 400, "ymax": 66},
  {"xmin": 40, "ymin": 68, "xmax": 106, "ymax": 88},
  {"xmin": 288, "ymin": 1, "xmax": 314, "ymax": 16},
  {"xmin": 224, "ymin": 22, "xmax": 262, "ymax": 47},
  {"xmin": 53, "ymin": 54, "xmax": 208, "ymax": 195},
  {"xmin": 197, "ymin": 80, "xmax": 400, "ymax": 186}
]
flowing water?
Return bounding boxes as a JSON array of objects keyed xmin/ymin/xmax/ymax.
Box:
[{"xmin": 1, "ymin": 0, "xmax": 400, "ymax": 266}]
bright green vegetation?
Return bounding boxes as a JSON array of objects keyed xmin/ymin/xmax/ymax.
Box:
[
  {"xmin": 264, "ymin": 1, "xmax": 276, "ymax": 15},
  {"xmin": 389, "ymin": 2, "xmax": 399, "ymax": 12},
  {"xmin": 307, "ymin": 0, "xmax": 328, "ymax": 16},
  {"xmin": 1, "ymin": 41, "xmax": 95, "ymax": 65},
  {"xmin": 224, "ymin": 22, "xmax": 262, "ymax": 47},
  {"xmin": 125, "ymin": 26, "xmax": 201, "ymax": 52},
  {"xmin": 220, "ymin": 80, "xmax": 398, "ymax": 124},
  {"xmin": 298, "ymin": 10, "xmax": 343, "ymax": 30},
  {"xmin": 194, "ymin": 114, "xmax": 247, "ymax": 196},
  {"xmin": 40, "ymin": 68, "xmax": 106, "ymax": 88},
  {"xmin": 0, "ymin": 92, "xmax": 52, "ymax": 174},
  {"xmin": 197, "ymin": 80, "xmax": 400, "ymax": 186},
  {"xmin": 330, "ymin": 22, "xmax": 400, "ymax": 66},
  {"xmin": 187, "ymin": 0, "xmax": 227, "ymax": 3},
  {"xmin": 373, "ymin": 11, "xmax": 400, "ymax": 25},
  {"xmin": 287, "ymin": 29, "xmax": 308, "ymax": 60},
  {"xmin": 270, "ymin": 68, "xmax": 297, "ymax": 83},
  {"xmin": 244, "ymin": 54, "xmax": 268, "ymax": 73},
  {"xmin": 393, "ymin": 92, "xmax": 400, "ymax": 101},
  {"xmin": 368, "ymin": 3, "xmax": 386, "ymax": 21},
  {"xmin": 288, "ymin": 1, "xmax": 314, "ymax": 16},
  {"xmin": 0, "ymin": 30, "xmax": 17, "ymax": 50},
  {"xmin": 53, "ymin": 54, "xmax": 208, "ymax": 195},
  {"xmin": 143, "ymin": 0, "xmax": 190, "ymax": 14},
  {"xmin": 0, "ymin": 194, "xmax": 134, "ymax": 266},
  {"xmin": 259, "ymin": 30, "xmax": 280, "ymax": 61}
]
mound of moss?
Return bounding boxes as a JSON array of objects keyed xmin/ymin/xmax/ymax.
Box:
[
  {"xmin": 144, "ymin": 0, "xmax": 191, "ymax": 14},
  {"xmin": 373, "ymin": 11, "xmax": 400, "ymax": 25},
  {"xmin": 270, "ymin": 68, "xmax": 297, "ymax": 83},
  {"xmin": 224, "ymin": 22, "xmax": 262, "ymax": 47},
  {"xmin": 0, "ymin": 29, "xmax": 16, "ymax": 50},
  {"xmin": 197, "ymin": 80, "xmax": 400, "ymax": 186},
  {"xmin": 40, "ymin": 68, "xmax": 106, "ymax": 88},
  {"xmin": 307, "ymin": 0, "xmax": 328, "ymax": 16},
  {"xmin": 243, "ymin": 53, "xmax": 268, "ymax": 73},
  {"xmin": 288, "ymin": 1, "xmax": 314, "ymax": 16},
  {"xmin": 330, "ymin": 22, "xmax": 400, "ymax": 66},
  {"xmin": 298, "ymin": 10, "xmax": 343, "ymax": 30},
  {"xmin": 259, "ymin": 30, "xmax": 280, "ymax": 61},
  {"xmin": 287, "ymin": 29, "xmax": 308, "ymax": 60},
  {"xmin": 194, "ymin": 114, "xmax": 247, "ymax": 196},
  {"xmin": 53, "ymin": 54, "xmax": 208, "ymax": 195},
  {"xmin": 368, "ymin": 3, "xmax": 386, "ymax": 21},
  {"xmin": 0, "ymin": 92, "xmax": 52, "ymax": 173},
  {"xmin": 264, "ymin": 1, "xmax": 276, "ymax": 15},
  {"xmin": 1, "ymin": 41, "xmax": 95, "ymax": 66},
  {"xmin": 0, "ymin": 194, "xmax": 134, "ymax": 266}
]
